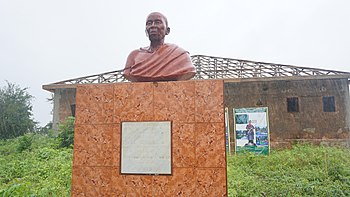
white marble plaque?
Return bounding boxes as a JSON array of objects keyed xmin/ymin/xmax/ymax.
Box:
[{"xmin": 121, "ymin": 121, "xmax": 171, "ymax": 174}]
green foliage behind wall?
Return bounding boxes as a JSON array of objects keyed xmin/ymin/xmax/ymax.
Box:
[
  {"xmin": 57, "ymin": 116, "xmax": 75, "ymax": 148},
  {"xmin": 0, "ymin": 134, "xmax": 73, "ymax": 196}
]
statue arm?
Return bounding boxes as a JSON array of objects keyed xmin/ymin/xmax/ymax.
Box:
[
  {"xmin": 176, "ymin": 52, "xmax": 196, "ymax": 80},
  {"xmin": 124, "ymin": 50, "xmax": 139, "ymax": 81},
  {"xmin": 125, "ymin": 50, "xmax": 139, "ymax": 70}
]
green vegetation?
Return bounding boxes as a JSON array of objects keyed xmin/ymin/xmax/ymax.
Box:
[
  {"xmin": 228, "ymin": 144, "xmax": 350, "ymax": 197},
  {"xmin": 1, "ymin": 134, "xmax": 349, "ymax": 197},
  {"xmin": 57, "ymin": 116, "xmax": 75, "ymax": 148},
  {"xmin": 0, "ymin": 134, "xmax": 73, "ymax": 196},
  {"xmin": 0, "ymin": 117, "xmax": 75, "ymax": 197},
  {"xmin": 16, "ymin": 134, "xmax": 33, "ymax": 152},
  {"xmin": 0, "ymin": 82, "xmax": 36, "ymax": 139},
  {"xmin": 0, "ymin": 81, "xmax": 76, "ymax": 196}
]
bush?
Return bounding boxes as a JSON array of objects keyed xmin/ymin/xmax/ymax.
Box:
[
  {"xmin": 57, "ymin": 117, "xmax": 75, "ymax": 148},
  {"xmin": 16, "ymin": 134, "xmax": 32, "ymax": 152}
]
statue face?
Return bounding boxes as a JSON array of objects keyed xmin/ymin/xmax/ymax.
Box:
[{"xmin": 145, "ymin": 13, "xmax": 169, "ymax": 42}]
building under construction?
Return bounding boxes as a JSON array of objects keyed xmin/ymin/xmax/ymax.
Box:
[{"xmin": 43, "ymin": 55, "xmax": 350, "ymax": 149}]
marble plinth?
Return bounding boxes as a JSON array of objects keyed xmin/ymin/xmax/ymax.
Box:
[{"xmin": 72, "ymin": 80, "xmax": 227, "ymax": 196}]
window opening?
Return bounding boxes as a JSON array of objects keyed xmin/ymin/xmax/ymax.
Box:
[
  {"xmin": 70, "ymin": 104, "xmax": 76, "ymax": 117},
  {"xmin": 323, "ymin": 96, "xmax": 335, "ymax": 112},
  {"xmin": 287, "ymin": 97, "xmax": 299, "ymax": 112}
]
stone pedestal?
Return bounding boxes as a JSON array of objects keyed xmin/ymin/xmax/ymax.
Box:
[{"xmin": 71, "ymin": 80, "xmax": 227, "ymax": 196}]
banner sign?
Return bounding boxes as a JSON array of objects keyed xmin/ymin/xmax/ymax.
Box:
[{"xmin": 233, "ymin": 107, "xmax": 270, "ymax": 155}]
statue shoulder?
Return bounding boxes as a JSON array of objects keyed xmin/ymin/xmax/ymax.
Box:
[
  {"xmin": 164, "ymin": 43, "xmax": 178, "ymax": 48},
  {"xmin": 164, "ymin": 43, "xmax": 182, "ymax": 50},
  {"xmin": 164, "ymin": 43, "xmax": 189, "ymax": 54},
  {"xmin": 125, "ymin": 49, "xmax": 142, "ymax": 68},
  {"xmin": 127, "ymin": 48, "xmax": 142, "ymax": 57},
  {"xmin": 126, "ymin": 48, "xmax": 145, "ymax": 61}
]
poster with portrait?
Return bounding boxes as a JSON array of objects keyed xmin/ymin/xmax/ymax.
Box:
[{"xmin": 234, "ymin": 107, "xmax": 270, "ymax": 155}]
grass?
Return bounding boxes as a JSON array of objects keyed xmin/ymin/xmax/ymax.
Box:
[
  {"xmin": 227, "ymin": 144, "xmax": 350, "ymax": 197},
  {"xmin": 0, "ymin": 134, "xmax": 349, "ymax": 196}
]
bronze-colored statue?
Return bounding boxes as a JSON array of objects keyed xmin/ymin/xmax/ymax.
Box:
[{"xmin": 124, "ymin": 12, "xmax": 196, "ymax": 82}]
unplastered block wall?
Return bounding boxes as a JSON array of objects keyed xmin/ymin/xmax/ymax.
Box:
[
  {"xmin": 72, "ymin": 80, "xmax": 227, "ymax": 196},
  {"xmin": 52, "ymin": 88, "xmax": 76, "ymax": 130},
  {"xmin": 224, "ymin": 78, "xmax": 350, "ymax": 148}
]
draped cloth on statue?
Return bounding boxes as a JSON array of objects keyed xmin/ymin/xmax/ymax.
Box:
[{"xmin": 124, "ymin": 43, "xmax": 196, "ymax": 82}]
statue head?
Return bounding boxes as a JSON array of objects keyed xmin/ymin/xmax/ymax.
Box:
[{"xmin": 145, "ymin": 12, "xmax": 170, "ymax": 42}]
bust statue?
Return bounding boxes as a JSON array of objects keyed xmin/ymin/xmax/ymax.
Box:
[{"xmin": 123, "ymin": 12, "xmax": 196, "ymax": 82}]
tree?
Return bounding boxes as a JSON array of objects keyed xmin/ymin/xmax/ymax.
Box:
[{"xmin": 0, "ymin": 81, "xmax": 36, "ymax": 139}]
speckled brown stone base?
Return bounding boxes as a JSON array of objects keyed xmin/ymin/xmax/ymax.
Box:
[{"xmin": 72, "ymin": 80, "xmax": 227, "ymax": 197}]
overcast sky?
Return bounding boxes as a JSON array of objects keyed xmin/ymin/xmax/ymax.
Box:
[{"xmin": 1, "ymin": 0, "xmax": 349, "ymax": 126}]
